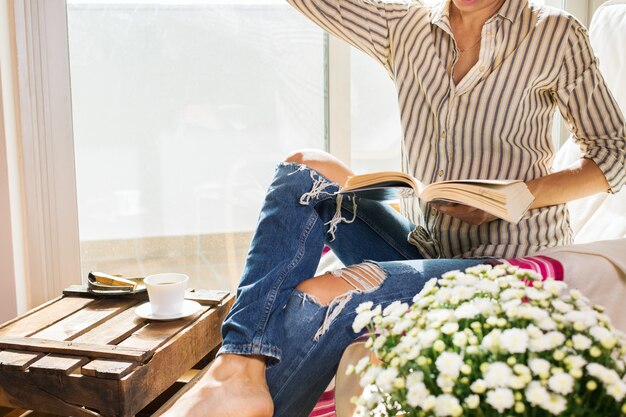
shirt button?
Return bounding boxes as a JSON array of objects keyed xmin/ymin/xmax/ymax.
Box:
[
  {"xmin": 479, "ymin": 65, "xmax": 486, "ymax": 73},
  {"xmin": 438, "ymin": 170, "xmax": 444, "ymax": 177}
]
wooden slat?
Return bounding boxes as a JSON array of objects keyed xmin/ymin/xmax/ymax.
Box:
[
  {"xmin": 119, "ymin": 296, "xmax": 234, "ymax": 416},
  {"xmin": 0, "ymin": 298, "xmax": 94, "ymax": 338},
  {"xmin": 73, "ymin": 304, "xmax": 146, "ymax": 345},
  {"xmin": 152, "ymin": 357, "xmax": 211, "ymax": 417},
  {"xmin": 28, "ymin": 355, "xmax": 89, "ymax": 376},
  {"xmin": 0, "ymin": 351, "xmax": 42, "ymax": 371},
  {"xmin": 0, "ymin": 371, "xmax": 116, "ymax": 416},
  {"xmin": 0, "ymin": 337, "xmax": 152, "ymax": 362},
  {"xmin": 116, "ymin": 305, "xmax": 210, "ymax": 351},
  {"xmin": 30, "ymin": 298, "xmax": 140, "ymax": 342},
  {"xmin": 81, "ymin": 359, "xmax": 136, "ymax": 380}
]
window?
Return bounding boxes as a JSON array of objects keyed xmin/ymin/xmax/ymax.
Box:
[{"xmin": 67, "ymin": 0, "xmax": 326, "ymax": 290}]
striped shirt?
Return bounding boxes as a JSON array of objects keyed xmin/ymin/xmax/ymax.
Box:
[{"xmin": 286, "ymin": 0, "xmax": 626, "ymax": 258}]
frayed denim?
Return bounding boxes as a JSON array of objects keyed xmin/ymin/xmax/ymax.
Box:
[{"xmin": 218, "ymin": 163, "xmax": 483, "ymax": 416}]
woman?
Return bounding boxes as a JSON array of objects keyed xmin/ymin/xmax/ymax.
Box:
[{"xmin": 163, "ymin": 0, "xmax": 625, "ymax": 416}]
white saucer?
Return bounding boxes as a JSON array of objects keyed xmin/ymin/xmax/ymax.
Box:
[{"xmin": 135, "ymin": 300, "xmax": 202, "ymax": 321}]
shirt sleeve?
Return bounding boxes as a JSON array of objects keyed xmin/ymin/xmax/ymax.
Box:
[
  {"xmin": 554, "ymin": 19, "xmax": 626, "ymax": 194},
  {"xmin": 286, "ymin": 0, "xmax": 411, "ymax": 75}
]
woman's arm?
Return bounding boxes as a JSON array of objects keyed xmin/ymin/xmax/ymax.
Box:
[
  {"xmin": 437, "ymin": 19, "xmax": 626, "ymax": 225},
  {"xmin": 526, "ymin": 158, "xmax": 609, "ymax": 209},
  {"xmin": 286, "ymin": 0, "xmax": 411, "ymax": 75}
]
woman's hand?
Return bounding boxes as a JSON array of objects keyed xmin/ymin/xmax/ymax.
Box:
[{"xmin": 432, "ymin": 203, "xmax": 498, "ymax": 225}]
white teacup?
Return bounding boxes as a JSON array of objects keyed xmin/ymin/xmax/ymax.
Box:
[{"xmin": 144, "ymin": 273, "xmax": 189, "ymax": 317}]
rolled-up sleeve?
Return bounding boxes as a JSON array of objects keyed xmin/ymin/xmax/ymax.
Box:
[
  {"xmin": 554, "ymin": 20, "xmax": 626, "ymax": 193},
  {"xmin": 286, "ymin": 0, "xmax": 410, "ymax": 75}
]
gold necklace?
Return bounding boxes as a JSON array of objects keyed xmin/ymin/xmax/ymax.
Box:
[{"xmin": 458, "ymin": 36, "xmax": 482, "ymax": 53}]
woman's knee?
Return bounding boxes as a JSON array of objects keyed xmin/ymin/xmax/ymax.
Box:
[{"xmin": 284, "ymin": 149, "xmax": 353, "ymax": 185}]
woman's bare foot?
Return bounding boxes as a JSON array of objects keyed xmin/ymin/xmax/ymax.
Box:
[{"xmin": 160, "ymin": 354, "xmax": 273, "ymax": 417}]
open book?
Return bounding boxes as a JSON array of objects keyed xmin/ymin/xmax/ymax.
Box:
[{"xmin": 340, "ymin": 171, "xmax": 535, "ymax": 223}]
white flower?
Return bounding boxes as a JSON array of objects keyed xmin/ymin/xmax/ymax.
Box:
[
  {"xmin": 564, "ymin": 355, "xmax": 587, "ymax": 370},
  {"xmin": 470, "ymin": 379, "xmax": 487, "ymax": 394},
  {"xmin": 436, "ymin": 352, "xmax": 464, "ymax": 378},
  {"xmin": 452, "ymin": 331, "xmax": 468, "ymax": 347},
  {"xmin": 572, "ymin": 334, "xmax": 592, "ymax": 351},
  {"xmin": 500, "ymin": 328, "xmax": 529, "ymax": 354},
  {"xmin": 383, "ymin": 301, "xmax": 409, "ymax": 317},
  {"xmin": 473, "ymin": 298, "xmax": 496, "ymax": 315},
  {"xmin": 526, "ymin": 324, "xmax": 543, "ymax": 339},
  {"xmin": 486, "ymin": 267, "xmax": 507, "ymax": 279},
  {"xmin": 466, "ymin": 264, "xmax": 492, "ymax": 274},
  {"xmin": 476, "ymin": 279, "xmax": 500, "ymax": 295},
  {"xmin": 484, "ymin": 362, "xmax": 513, "ymax": 388},
  {"xmin": 418, "ymin": 329, "xmax": 440, "ymax": 348},
  {"xmin": 373, "ymin": 335, "xmax": 387, "ymax": 350},
  {"xmin": 456, "ymin": 273, "xmax": 479, "ymax": 287},
  {"xmin": 587, "ymin": 363, "xmax": 621, "ymax": 385},
  {"xmin": 421, "ymin": 395, "xmax": 436, "ymax": 412},
  {"xmin": 441, "ymin": 322, "xmax": 459, "ymax": 335},
  {"xmin": 551, "ymin": 299, "xmax": 573, "ymax": 313},
  {"xmin": 437, "ymin": 374, "xmax": 456, "ymax": 391},
  {"xmin": 541, "ymin": 394, "xmax": 567, "ymax": 415},
  {"xmin": 526, "ymin": 287, "xmax": 551, "ymax": 301},
  {"xmin": 406, "ymin": 371, "xmax": 424, "ymax": 387},
  {"xmin": 529, "ymin": 358, "xmax": 551, "ymax": 376},
  {"xmin": 452, "ymin": 285, "xmax": 476, "ymax": 301},
  {"xmin": 564, "ymin": 310, "xmax": 597, "ymax": 328},
  {"xmin": 415, "ymin": 278, "xmax": 438, "ymax": 300},
  {"xmin": 537, "ymin": 318, "xmax": 557, "ymax": 331},
  {"xmin": 465, "ymin": 394, "xmax": 480, "ymax": 409},
  {"xmin": 353, "ymin": 310, "xmax": 374, "ymax": 333},
  {"xmin": 416, "ymin": 295, "xmax": 435, "ymax": 309},
  {"xmin": 544, "ymin": 331, "xmax": 566, "ymax": 350},
  {"xmin": 500, "ymin": 288, "xmax": 525, "ymax": 301},
  {"xmin": 427, "ymin": 309, "xmax": 454, "ymax": 324},
  {"xmin": 406, "ymin": 382, "xmax": 430, "ymax": 407},
  {"xmin": 375, "ymin": 368, "xmax": 399, "ymax": 392},
  {"xmin": 360, "ymin": 385, "xmax": 383, "ymax": 409},
  {"xmin": 544, "ymin": 280, "xmax": 567, "ymax": 295},
  {"xmin": 486, "ymin": 388, "xmax": 515, "ymax": 413},
  {"xmin": 454, "ymin": 302, "xmax": 480, "ymax": 320},
  {"xmin": 359, "ymin": 366, "xmax": 382, "ymax": 386},
  {"xmin": 434, "ymin": 394, "xmax": 462, "ymax": 417},
  {"xmin": 481, "ymin": 329, "xmax": 502, "ymax": 351},
  {"xmin": 548, "ymin": 373, "xmax": 575, "ymax": 395},
  {"xmin": 391, "ymin": 318, "xmax": 414, "ymax": 335},
  {"xmin": 434, "ymin": 288, "xmax": 453, "ymax": 304},
  {"xmin": 525, "ymin": 381, "xmax": 551, "ymax": 406},
  {"xmin": 607, "ymin": 381, "xmax": 626, "ymax": 402},
  {"xmin": 589, "ymin": 325, "xmax": 616, "ymax": 348},
  {"xmin": 354, "ymin": 356, "xmax": 370, "ymax": 374},
  {"xmin": 356, "ymin": 301, "xmax": 374, "ymax": 314}
]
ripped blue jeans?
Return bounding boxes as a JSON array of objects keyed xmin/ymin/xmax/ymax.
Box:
[{"xmin": 219, "ymin": 163, "xmax": 483, "ymax": 417}]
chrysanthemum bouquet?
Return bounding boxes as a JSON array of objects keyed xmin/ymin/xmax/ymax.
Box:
[{"xmin": 348, "ymin": 264, "xmax": 626, "ymax": 417}]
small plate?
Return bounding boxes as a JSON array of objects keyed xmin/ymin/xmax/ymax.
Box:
[{"xmin": 135, "ymin": 300, "xmax": 202, "ymax": 321}]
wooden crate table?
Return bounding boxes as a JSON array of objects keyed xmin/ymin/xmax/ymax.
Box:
[{"xmin": 0, "ymin": 289, "xmax": 234, "ymax": 417}]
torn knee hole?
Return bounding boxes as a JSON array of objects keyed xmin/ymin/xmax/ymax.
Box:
[
  {"xmin": 304, "ymin": 263, "xmax": 387, "ymax": 341},
  {"xmin": 332, "ymin": 262, "xmax": 387, "ymax": 293},
  {"xmin": 296, "ymin": 263, "xmax": 387, "ymax": 306}
]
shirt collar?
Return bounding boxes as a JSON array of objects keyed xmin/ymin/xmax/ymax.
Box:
[{"xmin": 430, "ymin": 0, "xmax": 527, "ymax": 26}]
